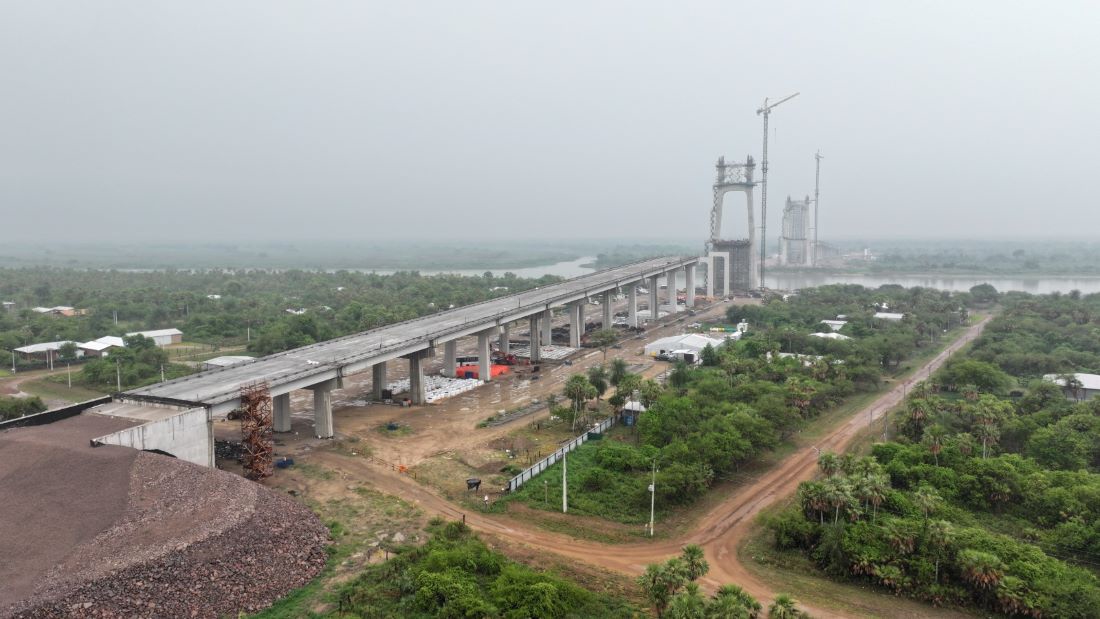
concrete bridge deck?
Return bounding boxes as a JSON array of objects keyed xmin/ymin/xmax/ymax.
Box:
[{"xmin": 122, "ymin": 256, "xmax": 699, "ymax": 419}]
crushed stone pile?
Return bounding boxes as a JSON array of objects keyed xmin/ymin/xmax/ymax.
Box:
[{"xmin": 2, "ymin": 419, "xmax": 329, "ymax": 618}]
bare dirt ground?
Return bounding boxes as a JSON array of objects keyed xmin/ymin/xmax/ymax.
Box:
[{"xmin": 265, "ymin": 310, "xmax": 990, "ymax": 618}]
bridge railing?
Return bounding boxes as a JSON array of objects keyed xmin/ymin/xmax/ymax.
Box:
[{"xmin": 506, "ymin": 415, "xmax": 615, "ymax": 493}]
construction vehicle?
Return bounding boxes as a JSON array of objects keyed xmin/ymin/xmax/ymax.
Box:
[{"xmin": 491, "ymin": 350, "xmax": 519, "ymax": 365}]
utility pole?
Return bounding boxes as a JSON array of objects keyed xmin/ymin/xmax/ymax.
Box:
[
  {"xmin": 161, "ymin": 364, "xmax": 165, "ymax": 382},
  {"xmin": 67, "ymin": 363, "xmax": 71, "ymax": 388},
  {"xmin": 562, "ymin": 450, "xmax": 568, "ymax": 513},
  {"xmin": 113, "ymin": 310, "xmax": 118, "ymax": 325},
  {"xmin": 115, "ymin": 358, "xmax": 121, "ymax": 392},
  {"xmin": 11, "ymin": 350, "xmax": 15, "ymax": 373},
  {"xmin": 648, "ymin": 459, "xmax": 658, "ymax": 536},
  {"xmin": 813, "ymin": 150, "xmax": 823, "ymax": 267},
  {"xmin": 756, "ymin": 92, "xmax": 800, "ymax": 288}
]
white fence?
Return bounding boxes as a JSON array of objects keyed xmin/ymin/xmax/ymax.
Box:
[{"xmin": 506, "ymin": 416, "xmax": 615, "ymax": 492}]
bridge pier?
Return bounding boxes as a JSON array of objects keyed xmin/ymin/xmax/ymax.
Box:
[
  {"xmin": 273, "ymin": 393, "xmax": 291, "ymax": 432},
  {"xmin": 408, "ymin": 353, "xmax": 426, "ymax": 405},
  {"xmin": 685, "ymin": 264, "xmax": 696, "ymax": 308},
  {"xmin": 627, "ymin": 283, "xmax": 638, "ymax": 328},
  {"xmin": 648, "ymin": 275, "xmax": 659, "ymax": 321},
  {"xmin": 477, "ymin": 329, "xmax": 493, "ymax": 381},
  {"xmin": 568, "ymin": 302, "xmax": 582, "ymax": 347},
  {"xmin": 541, "ymin": 309, "xmax": 553, "ymax": 346},
  {"xmin": 528, "ymin": 315, "xmax": 541, "ymax": 362},
  {"xmin": 309, "ymin": 379, "xmax": 337, "ymax": 439},
  {"xmin": 372, "ymin": 362, "xmax": 387, "ymax": 400},
  {"xmin": 602, "ymin": 291, "xmax": 613, "ymax": 329},
  {"xmin": 667, "ymin": 268, "xmax": 679, "ymax": 312},
  {"xmin": 442, "ymin": 340, "xmax": 457, "ymax": 378},
  {"xmin": 499, "ymin": 324, "xmax": 510, "ymax": 355}
]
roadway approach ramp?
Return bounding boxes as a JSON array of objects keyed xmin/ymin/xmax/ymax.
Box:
[{"xmin": 120, "ymin": 256, "xmax": 699, "ymax": 417}]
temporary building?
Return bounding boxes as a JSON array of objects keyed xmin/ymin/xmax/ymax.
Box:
[
  {"xmin": 14, "ymin": 341, "xmax": 83, "ymax": 361},
  {"xmin": 820, "ymin": 319, "xmax": 848, "ymax": 331},
  {"xmin": 78, "ymin": 336, "xmax": 126, "ymax": 358},
  {"xmin": 125, "ymin": 328, "xmax": 183, "ymax": 347},
  {"xmin": 644, "ymin": 333, "xmax": 727, "ymax": 361},
  {"xmin": 1043, "ymin": 373, "xmax": 1100, "ymax": 401},
  {"xmin": 873, "ymin": 312, "xmax": 905, "ymax": 321},
  {"xmin": 454, "ymin": 364, "xmax": 510, "ymax": 380},
  {"xmin": 810, "ymin": 332, "xmax": 852, "ymax": 341}
]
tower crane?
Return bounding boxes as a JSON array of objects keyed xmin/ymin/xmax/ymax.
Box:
[{"xmin": 756, "ymin": 91, "xmax": 799, "ymax": 288}]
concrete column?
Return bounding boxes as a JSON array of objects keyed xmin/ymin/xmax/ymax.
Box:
[
  {"xmin": 667, "ymin": 269, "xmax": 679, "ymax": 312},
  {"xmin": 499, "ymin": 324, "xmax": 511, "ymax": 355},
  {"xmin": 578, "ymin": 301, "xmax": 585, "ymax": 334},
  {"xmin": 602, "ymin": 291, "xmax": 613, "ymax": 329},
  {"xmin": 541, "ymin": 308, "xmax": 553, "ymax": 346},
  {"xmin": 409, "ymin": 353, "xmax": 426, "ymax": 405},
  {"xmin": 627, "ymin": 284, "xmax": 638, "ymax": 328},
  {"xmin": 273, "ymin": 393, "xmax": 291, "ymax": 433},
  {"xmin": 477, "ymin": 329, "xmax": 492, "ymax": 382},
  {"xmin": 686, "ymin": 264, "xmax": 696, "ymax": 307},
  {"xmin": 706, "ymin": 255, "xmax": 714, "ymax": 298},
  {"xmin": 372, "ymin": 362, "xmax": 387, "ymax": 400},
  {"xmin": 443, "ymin": 340, "xmax": 457, "ymax": 378},
  {"xmin": 310, "ymin": 379, "xmax": 336, "ymax": 439},
  {"xmin": 568, "ymin": 302, "xmax": 582, "ymax": 347},
  {"xmin": 528, "ymin": 315, "xmax": 541, "ymax": 362},
  {"xmin": 649, "ymin": 275, "xmax": 660, "ymax": 321}
]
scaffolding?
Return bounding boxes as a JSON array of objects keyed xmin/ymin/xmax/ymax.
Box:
[{"xmin": 239, "ymin": 381, "xmax": 274, "ymax": 480}]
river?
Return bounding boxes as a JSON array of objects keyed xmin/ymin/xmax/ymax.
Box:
[{"xmin": 766, "ymin": 272, "xmax": 1100, "ymax": 295}]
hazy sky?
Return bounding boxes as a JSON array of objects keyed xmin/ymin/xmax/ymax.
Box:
[{"xmin": 2, "ymin": 1, "xmax": 1098, "ymax": 243}]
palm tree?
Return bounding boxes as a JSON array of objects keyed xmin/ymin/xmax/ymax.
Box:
[
  {"xmin": 922, "ymin": 425, "xmax": 947, "ymax": 466},
  {"xmin": 822, "ymin": 476, "xmax": 854, "ymax": 524},
  {"xmin": 563, "ymin": 374, "xmax": 597, "ymax": 431},
  {"xmin": 817, "ymin": 451, "xmax": 841, "ymax": 477},
  {"xmin": 767, "ymin": 594, "xmax": 803, "ymax": 619},
  {"xmin": 797, "ymin": 481, "xmax": 828, "ymax": 524},
  {"xmin": 884, "ymin": 520, "xmax": 916, "ymax": 554},
  {"xmin": 958, "ymin": 549, "xmax": 1005, "ymax": 590},
  {"xmin": 925, "ymin": 520, "xmax": 954, "ymax": 583},
  {"xmin": 680, "ymin": 544, "xmax": 709, "ymax": 581},
  {"xmin": 913, "ymin": 486, "xmax": 942, "ymax": 520},
  {"xmin": 587, "ymin": 364, "xmax": 609, "ymax": 401},
  {"xmin": 666, "ymin": 583, "xmax": 706, "ymax": 619},
  {"xmin": 974, "ymin": 421, "xmax": 1000, "ymax": 459},
  {"xmin": 609, "ymin": 357, "xmax": 629, "ymax": 386},
  {"xmin": 709, "ymin": 585, "xmax": 761, "ymax": 619}
]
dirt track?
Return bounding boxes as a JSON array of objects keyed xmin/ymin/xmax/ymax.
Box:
[{"xmin": 309, "ymin": 314, "xmax": 991, "ymax": 618}]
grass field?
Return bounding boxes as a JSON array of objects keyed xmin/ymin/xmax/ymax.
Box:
[{"xmin": 20, "ymin": 377, "xmax": 105, "ymax": 404}]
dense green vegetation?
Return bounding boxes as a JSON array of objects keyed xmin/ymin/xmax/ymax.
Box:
[
  {"xmin": 0, "ymin": 395, "xmax": 46, "ymax": 421},
  {"xmin": 636, "ymin": 545, "xmax": 775, "ymax": 618},
  {"xmin": 506, "ymin": 284, "xmax": 972, "ymax": 522},
  {"xmin": 329, "ymin": 520, "xmax": 636, "ymax": 618},
  {"xmin": 0, "ymin": 268, "xmax": 558, "ymax": 360},
  {"xmin": 769, "ymin": 291, "xmax": 1100, "ymax": 617}
]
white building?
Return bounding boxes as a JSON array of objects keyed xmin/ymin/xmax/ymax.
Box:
[
  {"xmin": 14, "ymin": 341, "xmax": 83, "ymax": 361},
  {"xmin": 78, "ymin": 336, "xmax": 126, "ymax": 358},
  {"xmin": 644, "ymin": 333, "xmax": 728, "ymax": 363},
  {"xmin": 1043, "ymin": 373, "xmax": 1100, "ymax": 401},
  {"xmin": 820, "ymin": 319, "xmax": 848, "ymax": 332},
  {"xmin": 125, "ymin": 328, "xmax": 183, "ymax": 347},
  {"xmin": 873, "ymin": 312, "xmax": 905, "ymax": 321},
  {"xmin": 810, "ymin": 332, "xmax": 851, "ymax": 341}
]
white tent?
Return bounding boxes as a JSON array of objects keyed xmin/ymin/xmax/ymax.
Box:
[{"xmin": 644, "ymin": 333, "xmax": 726, "ymax": 359}]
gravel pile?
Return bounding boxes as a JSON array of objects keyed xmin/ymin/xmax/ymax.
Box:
[{"xmin": 2, "ymin": 420, "xmax": 329, "ymax": 619}]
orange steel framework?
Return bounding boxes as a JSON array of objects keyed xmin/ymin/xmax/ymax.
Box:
[{"xmin": 239, "ymin": 382, "xmax": 274, "ymax": 480}]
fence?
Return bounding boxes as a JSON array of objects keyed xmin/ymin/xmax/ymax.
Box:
[{"xmin": 506, "ymin": 415, "xmax": 615, "ymax": 492}]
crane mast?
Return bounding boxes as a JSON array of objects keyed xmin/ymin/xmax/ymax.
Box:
[
  {"xmin": 756, "ymin": 92, "xmax": 799, "ymax": 288},
  {"xmin": 813, "ymin": 150, "xmax": 822, "ymax": 266}
]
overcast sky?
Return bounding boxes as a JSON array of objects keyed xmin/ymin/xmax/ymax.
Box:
[{"xmin": 2, "ymin": 1, "xmax": 1097, "ymax": 244}]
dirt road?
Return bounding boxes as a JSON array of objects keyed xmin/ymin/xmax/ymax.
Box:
[{"xmin": 311, "ymin": 314, "xmax": 991, "ymax": 617}]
